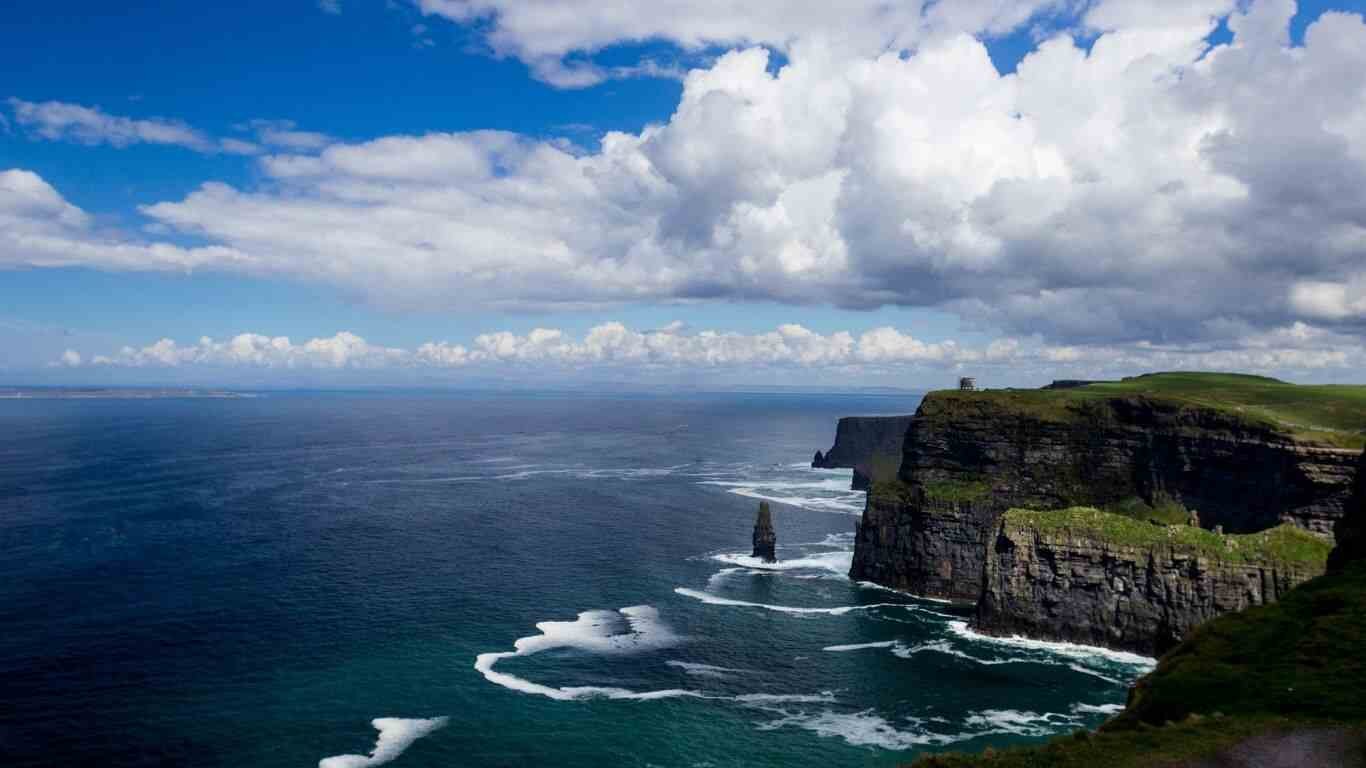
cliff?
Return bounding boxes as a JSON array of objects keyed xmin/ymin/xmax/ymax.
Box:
[
  {"xmin": 1329, "ymin": 449, "xmax": 1366, "ymax": 573},
  {"xmin": 974, "ymin": 508, "xmax": 1330, "ymax": 655},
  {"xmin": 850, "ymin": 374, "xmax": 1362, "ymax": 601},
  {"xmin": 812, "ymin": 415, "xmax": 913, "ymax": 489},
  {"xmin": 914, "ymin": 560, "xmax": 1366, "ymax": 768},
  {"xmin": 910, "ymin": 447, "xmax": 1366, "ymax": 768}
]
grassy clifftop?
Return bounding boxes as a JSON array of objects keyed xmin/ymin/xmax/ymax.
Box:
[
  {"xmin": 910, "ymin": 560, "xmax": 1366, "ymax": 767},
  {"xmin": 1003, "ymin": 507, "xmax": 1333, "ymax": 567},
  {"xmin": 924, "ymin": 372, "xmax": 1366, "ymax": 449}
]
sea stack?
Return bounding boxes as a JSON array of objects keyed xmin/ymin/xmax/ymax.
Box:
[{"xmin": 752, "ymin": 501, "xmax": 777, "ymax": 563}]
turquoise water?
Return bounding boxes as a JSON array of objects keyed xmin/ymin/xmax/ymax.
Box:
[{"xmin": 0, "ymin": 392, "xmax": 1152, "ymax": 767}]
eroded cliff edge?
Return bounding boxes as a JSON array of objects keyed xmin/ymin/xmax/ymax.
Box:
[
  {"xmin": 812, "ymin": 414, "xmax": 914, "ymax": 489},
  {"xmin": 974, "ymin": 508, "xmax": 1330, "ymax": 655},
  {"xmin": 850, "ymin": 375, "xmax": 1360, "ymax": 604}
]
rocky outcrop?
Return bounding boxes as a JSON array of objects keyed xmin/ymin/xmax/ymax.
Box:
[
  {"xmin": 973, "ymin": 511, "xmax": 1329, "ymax": 655},
  {"xmin": 752, "ymin": 501, "xmax": 776, "ymax": 563},
  {"xmin": 1328, "ymin": 450, "xmax": 1366, "ymax": 573},
  {"xmin": 812, "ymin": 415, "xmax": 913, "ymax": 489},
  {"xmin": 850, "ymin": 391, "xmax": 1358, "ymax": 601}
]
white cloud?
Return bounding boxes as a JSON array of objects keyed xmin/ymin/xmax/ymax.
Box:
[
  {"xmin": 246, "ymin": 119, "xmax": 333, "ymax": 151},
  {"xmin": 7, "ymin": 99, "xmax": 259, "ymax": 155},
  {"xmin": 8, "ymin": 1, "xmax": 1366, "ymax": 358},
  {"xmin": 68, "ymin": 320, "xmax": 1366, "ymax": 383},
  {"xmin": 0, "ymin": 169, "xmax": 249, "ymax": 270},
  {"xmin": 319, "ymin": 0, "xmax": 342, "ymax": 15},
  {"xmin": 416, "ymin": 0, "xmax": 1066, "ymax": 87}
]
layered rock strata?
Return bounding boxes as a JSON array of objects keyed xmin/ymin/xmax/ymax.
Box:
[
  {"xmin": 973, "ymin": 509, "xmax": 1329, "ymax": 655},
  {"xmin": 851, "ymin": 392, "xmax": 1357, "ymax": 602}
]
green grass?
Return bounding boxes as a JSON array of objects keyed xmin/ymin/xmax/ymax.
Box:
[
  {"xmin": 1102, "ymin": 495, "xmax": 1192, "ymax": 526},
  {"xmin": 1003, "ymin": 507, "xmax": 1333, "ymax": 567},
  {"xmin": 909, "ymin": 560, "xmax": 1366, "ymax": 767},
  {"xmin": 860, "ymin": 452, "xmax": 904, "ymax": 484},
  {"xmin": 869, "ymin": 479, "xmax": 917, "ymax": 505},
  {"xmin": 923, "ymin": 477, "xmax": 992, "ymax": 503},
  {"xmin": 924, "ymin": 372, "xmax": 1366, "ymax": 449}
]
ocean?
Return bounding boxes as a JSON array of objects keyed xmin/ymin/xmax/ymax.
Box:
[{"xmin": 0, "ymin": 392, "xmax": 1153, "ymax": 767}]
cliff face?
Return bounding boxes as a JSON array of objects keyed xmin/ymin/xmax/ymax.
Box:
[
  {"xmin": 813, "ymin": 415, "xmax": 913, "ymax": 489},
  {"xmin": 850, "ymin": 392, "xmax": 1357, "ymax": 601},
  {"xmin": 974, "ymin": 511, "xmax": 1328, "ymax": 655},
  {"xmin": 1328, "ymin": 450, "xmax": 1366, "ymax": 573}
]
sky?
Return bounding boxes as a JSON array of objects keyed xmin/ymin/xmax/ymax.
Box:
[{"xmin": 4, "ymin": 0, "xmax": 1366, "ymax": 389}]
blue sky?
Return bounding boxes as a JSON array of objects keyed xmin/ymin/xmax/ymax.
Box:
[{"xmin": 4, "ymin": 0, "xmax": 1366, "ymax": 387}]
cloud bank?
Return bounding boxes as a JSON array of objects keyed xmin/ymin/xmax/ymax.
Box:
[
  {"xmin": 60, "ymin": 320, "xmax": 1365, "ymax": 383},
  {"xmin": 7, "ymin": 0, "xmax": 1366, "ymax": 365}
]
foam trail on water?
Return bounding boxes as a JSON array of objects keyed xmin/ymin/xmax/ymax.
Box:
[
  {"xmin": 666, "ymin": 660, "xmax": 750, "ymax": 678},
  {"xmin": 675, "ymin": 587, "xmax": 900, "ymax": 616},
  {"xmin": 710, "ymin": 551, "xmax": 853, "ymax": 574},
  {"xmin": 946, "ymin": 621, "xmax": 1157, "ymax": 668},
  {"xmin": 755, "ymin": 709, "xmax": 972, "ymax": 750},
  {"xmin": 319, "ymin": 717, "xmax": 449, "ymax": 768},
  {"xmin": 474, "ymin": 605, "xmax": 700, "ymax": 701},
  {"xmin": 1073, "ymin": 702, "xmax": 1125, "ymax": 715},
  {"xmin": 856, "ymin": 580, "xmax": 957, "ymax": 604},
  {"xmin": 822, "ymin": 640, "xmax": 902, "ymax": 652}
]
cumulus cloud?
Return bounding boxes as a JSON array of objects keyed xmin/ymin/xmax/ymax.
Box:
[
  {"xmin": 7, "ymin": 99, "xmax": 260, "ymax": 155},
  {"xmin": 0, "ymin": 169, "xmax": 248, "ymax": 270},
  {"xmin": 67, "ymin": 321, "xmax": 1366, "ymax": 382},
  {"xmin": 415, "ymin": 0, "xmax": 1066, "ymax": 87},
  {"xmin": 8, "ymin": 0, "xmax": 1366, "ymax": 359}
]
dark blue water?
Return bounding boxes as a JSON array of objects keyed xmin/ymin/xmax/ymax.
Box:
[{"xmin": 0, "ymin": 393, "xmax": 1151, "ymax": 767}]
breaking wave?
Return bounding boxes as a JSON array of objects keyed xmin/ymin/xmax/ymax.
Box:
[
  {"xmin": 473, "ymin": 606, "xmax": 700, "ymax": 701},
  {"xmin": 674, "ymin": 587, "xmax": 902, "ymax": 616},
  {"xmin": 319, "ymin": 717, "xmax": 449, "ymax": 768}
]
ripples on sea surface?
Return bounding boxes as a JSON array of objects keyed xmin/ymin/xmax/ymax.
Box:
[{"xmin": 0, "ymin": 392, "xmax": 1153, "ymax": 767}]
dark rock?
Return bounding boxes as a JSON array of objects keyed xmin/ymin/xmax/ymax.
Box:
[
  {"xmin": 813, "ymin": 415, "xmax": 913, "ymax": 469},
  {"xmin": 850, "ymin": 393, "xmax": 1357, "ymax": 602},
  {"xmin": 973, "ymin": 519, "xmax": 1324, "ymax": 655},
  {"xmin": 752, "ymin": 501, "xmax": 777, "ymax": 563},
  {"xmin": 1328, "ymin": 450, "xmax": 1366, "ymax": 573}
]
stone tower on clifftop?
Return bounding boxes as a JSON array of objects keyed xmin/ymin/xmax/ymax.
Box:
[{"xmin": 752, "ymin": 501, "xmax": 777, "ymax": 563}]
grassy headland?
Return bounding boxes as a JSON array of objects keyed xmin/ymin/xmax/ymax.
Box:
[{"xmin": 925, "ymin": 372, "xmax": 1366, "ymax": 449}]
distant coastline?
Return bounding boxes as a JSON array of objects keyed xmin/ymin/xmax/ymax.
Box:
[{"xmin": 0, "ymin": 387, "xmax": 255, "ymax": 400}]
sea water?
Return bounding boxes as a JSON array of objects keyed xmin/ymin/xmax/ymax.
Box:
[{"xmin": 0, "ymin": 392, "xmax": 1152, "ymax": 767}]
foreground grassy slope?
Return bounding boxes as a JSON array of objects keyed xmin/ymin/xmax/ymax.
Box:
[
  {"xmin": 927, "ymin": 372, "xmax": 1366, "ymax": 448},
  {"xmin": 909, "ymin": 561, "xmax": 1366, "ymax": 767},
  {"xmin": 1003, "ymin": 507, "xmax": 1333, "ymax": 566}
]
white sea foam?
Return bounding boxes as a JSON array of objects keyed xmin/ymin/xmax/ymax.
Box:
[
  {"xmin": 666, "ymin": 660, "xmax": 750, "ymax": 678},
  {"xmin": 474, "ymin": 605, "xmax": 696, "ymax": 701},
  {"xmin": 710, "ymin": 550, "xmax": 853, "ymax": 574},
  {"xmin": 318, "ymin": 717, "xmax": 449, "ymax": 768},
  {"xmin": 701, "ymin": 478, "xmax": 854, "ymax": 492},
  {"xmin": 947, "ymin": 621, "xmax": 1157, "ymax": 668},
  {"xmin": 963, "ymin": 709, "xmax": 1080, "ymax": 737},
  {"xmin": 675, "ymin": 588, "xmax": 900, "ymax": 616},
  {"xmin": 735, "ymin": 691, "xmax": 838, "ymax": 704},
  {"xmin": 856, "ymin": 580, "xmax": 957, "ymax": 605},
  {"xmin": 1072, "ymin": 702, "xmax": 1125, "ymax": 715},
  {"xmin": 755, "ymin": 709, "xmax": 971, "ymax": 750},
  {"xmin": 724, "ymin": 486, "xmax": 866, "ymax": 514},
  {"xmin": 822, "ymin": 640, "xmax": 902, "ymax": 652}
]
